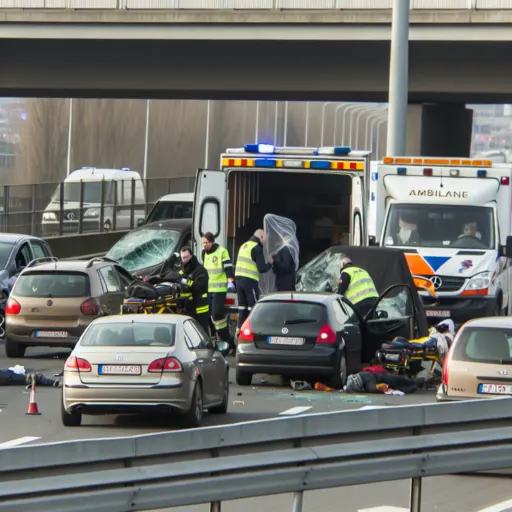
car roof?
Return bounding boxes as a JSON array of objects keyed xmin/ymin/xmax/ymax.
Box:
[
  {"xmin": 89, "ymin": 314, "xmax": 189, "ymax": 325},
  {"xmin": 157, "ymin": 193, "xmax": 193, "ymax": 202},
  {"xmin": 138, "ymin": 218, "xmax": 192, "ymax": 231},
  {"xmin": 258, "ymin": 292, "xmax": 336, "ymax": 305},
  {"xmin": 22, "ymin": 259, "xmax": 110, "ymax": 272},
  {"xmin": 461, "ymin": 317, "xmax": 512, "ymax": 329},
  {"xmin": 0, "ymin": 233, "xmax": 40, "ymax": 243}
]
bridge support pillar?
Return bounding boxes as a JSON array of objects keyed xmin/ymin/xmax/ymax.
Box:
[{"xmin": 406, "ymin": 103, "xmax": 473, "ymax": 158}]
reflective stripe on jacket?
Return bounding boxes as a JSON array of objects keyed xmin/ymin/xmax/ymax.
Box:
[{"xmin": 235, "ymin": 240, "xmax": 259, "ymax": 281}]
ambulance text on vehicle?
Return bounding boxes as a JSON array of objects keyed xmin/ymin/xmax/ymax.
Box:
[{"xmin": 374, "ymin": 156, "xmax": 512, "ymax": 324}]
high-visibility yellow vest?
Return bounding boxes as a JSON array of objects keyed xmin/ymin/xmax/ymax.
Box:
[
  {"xmin": 235, "ymin": 240, "xmax": 259, "ymax": 281},
  {"xmin": 343, "ymin": 266, "xmax": 379, "ymax": 305},
  {"xmin": 204, "ymin": 245, "xmax": 230, "ymax": 293}
]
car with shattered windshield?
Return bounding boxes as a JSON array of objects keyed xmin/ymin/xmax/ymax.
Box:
[{"xmin": 105, "ymin": 219, "xmax": 192, "ymax": 278}]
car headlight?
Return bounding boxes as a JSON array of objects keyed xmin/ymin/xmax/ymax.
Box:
[
  {"xmin": 84, "ymin": 208, "xmax": 100, "ymax": 218},
  {"xmin": 42, "ymin": 212, "xmax": 57, "ymax": 221},
  {"xmin": 465, "ymin": 271, "xmax": 491, "ymax": 291}
]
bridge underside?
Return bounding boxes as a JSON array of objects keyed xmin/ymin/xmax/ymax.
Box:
[{"xmin": 2, "ymin": 40, "xmax": 512, "ymax": 104}]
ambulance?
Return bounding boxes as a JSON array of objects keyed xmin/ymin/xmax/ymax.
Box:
[
  {"xmin": 192, "ymin": 144, "xmax": 372, "ymax": 321},
  {"xmin": 373, "ymin": 156, "xmax": 512, "ymax": 325}
]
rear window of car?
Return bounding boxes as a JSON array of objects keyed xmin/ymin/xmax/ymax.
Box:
[
  {"xmin": 452, "ymin": 327, "xmax": 512, "ymax": 363},
  {"xmin": 80, "ymin": 323, "xmax": 176, "ymax": 347},
  {"xmin": 250, "ymin": 301, "xmax": 327, "ymax": 328},
  {"xmin": 14, "ymin": 271, "xmax": 90, "ymax": 298}
]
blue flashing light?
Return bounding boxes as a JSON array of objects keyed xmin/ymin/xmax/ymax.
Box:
[
  {"xmin": 333, "ymin": 146, "xmax": 351, "ymax": 155},
  {"xmin": 244, "ymin": 144, "xmax": 275, "ymax": 154},
  {"xmin": 255, "ymin": 159, "xmax": 277, "ymax": 168},
  {"xmin": 310, "ymin": 160, "xmax": 331, "ymax": 170},
  {"xmin": 121, "ymin": 167, "xmax": 131, "ymax": 171},
  {"xmin": 371, "ymin": 172, "xmax": 378, "ymax": 181},
  {"xmin": 477, "ymin": 169, "xmax": 487, "ymax": 178},
  {"xmin": 397, "ymin": 167, "xmax": 407, "ymax": 175},
  {"xmin": 371, "ymin": 192, "xmax": 375, "ymax": 201}
]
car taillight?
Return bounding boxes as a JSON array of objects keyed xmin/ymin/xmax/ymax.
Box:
[
  {"xmin": 238, "ymin": 319, "xmax": 254, "ymax": 343},
  {"xmin": 64, "ymin": 356, "xmax": 92, "ymax": 372},
  {"xmin": 225, "ymin": 298, "xmax": 235, "ymax": 306},
  {"xmin": 148, "ymin": 357, "xmax": 183, "ymax": 373},
  {"xmin": 316, "ymin": 324, "xmax": 337, "ymax": 343},
  {"xmin": 80, "ymin": 298, "xmax": 100, "ymax": 316},
  {"xmin": 5, "ymin": 298, "xmax": 21, "ymax": 315}
]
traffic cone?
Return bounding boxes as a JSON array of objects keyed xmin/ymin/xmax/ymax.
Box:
[{"xmin": 26, "ymin": 374, "xmax": 41, "ymax": 416}]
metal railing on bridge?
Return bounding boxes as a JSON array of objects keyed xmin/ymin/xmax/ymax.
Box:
[
  {"xmin": 0, "ymin": 175, "xmax": 195, "ymax": 238},
  {"xmin": 0, "ymin": 0, "xmax": 505, "ymax": 11},
  {"xmin": 0, "ymin": 398, "xmax": 511, "ymax": 511}
]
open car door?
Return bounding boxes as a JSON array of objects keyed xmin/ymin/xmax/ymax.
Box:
[
  {"xmin": 361, "ymin": 284, "xmax": 416, "ymax": 362},
  {"xmin": 193, "ymin": 169, "xmax": 227, "ymax": 260}
]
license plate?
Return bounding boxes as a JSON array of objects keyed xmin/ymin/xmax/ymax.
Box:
[
  {"xmin": 98, "ymin": 365, "xmax": 142, "ymax": 375},
  {"xmin": 384, "ymin": 353, "xmax": 401, "ymax": 361},
  {"xmin": 267, "ymin": 336, "xmax": 305, "ymax": 346},
  {"xmin": 425, "ymin": 310, "xmax": 451, "ymax": 318},
  {"xmin": 478, "ymin": 383, "xmax": 512, "ymax": 395},
  {"xmin": 122, "ymin": 303, "xmax": 141, "ymax": 314},
  {"xmin": 34, "ymin": 330, "xmax": 68, "ymax": 338}
]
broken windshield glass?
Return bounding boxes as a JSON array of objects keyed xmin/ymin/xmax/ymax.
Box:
[{"xmin": 106, "ymin": 228, "xmax": 180, "ymax": 272}]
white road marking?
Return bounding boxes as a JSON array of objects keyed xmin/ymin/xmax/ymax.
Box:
[
  {"xmin": 0, "ymin": 436, "xmax": 41, "ymax": 449},
  {"xmin": 358, "ymin": 507, "xmax": 408, "ymax": 512},
  {"xmin": 477, "ymin": 499, "xmax": 512, "ymax": 512},
  {"xmin": 279, "ymin": 406, "xmax": 312, "ymax": 415}
]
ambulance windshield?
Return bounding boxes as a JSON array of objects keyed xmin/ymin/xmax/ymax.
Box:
[{"xmin": 383, "ymin": 204, "xmax": 495, "ymax": 250}]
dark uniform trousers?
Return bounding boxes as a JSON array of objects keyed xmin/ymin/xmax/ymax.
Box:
[{"xmin": 236, "ymin": 276, "xmax": 260, "ymax": 328}]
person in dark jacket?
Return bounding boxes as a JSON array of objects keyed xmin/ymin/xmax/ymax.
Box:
[
  {"xmin": 234, "ymin": 229, "xmax": 272, "ymax": 329},
  {"xmin": 272, "ymin": 245, "xmax": 296, "ymax": 292},
  {"xmin": 344, "ymin": 371, "xmax": 424, "ymax": 394},
  {"xmin": 0, "ymin": 369, "xmax": 60, "ymax": 387},
  {"xmin": 337, "ymin": 256, "xmax": 379, "ymax": 318},
  {"xmin": 178, "ymin": 247, "xmax": 210, "ymax": 337}
]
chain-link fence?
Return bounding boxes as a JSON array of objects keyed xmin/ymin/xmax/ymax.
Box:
[{"xmin": 0, "ymin": 175, "xmax": 195, "ymax": 237}]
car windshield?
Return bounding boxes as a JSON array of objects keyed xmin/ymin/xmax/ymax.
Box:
[
  {"xmin": 51, "ymin": 181, "xmax": 115, "ymax": 204},
  {"xmin": 383, "ymin": 204, "xmax": 495, "ymax": 250},
  {"xmin": 296, "ymin": 250, "xmax": 410, "ymax": 318},
  {"xmin": 452, "ymin": 327, "xmax": 512, "ymax": 364},
  {"xmin": 14, "ymin": 272, "xmax": 90, "ymax": 298},
  {"xmin": 80, "ymin": 322, "xmax": 176, "ymax": 347},
  {"xmin": 0, "ymin": 241, "xmax": 14, "ymax": 269},
  {"xmin": 106, "ymin": 228, "xmax": 180, "ymax": 272},
  {"xmin": 250, "ymin": 301, "xmax": 327, "ymax": 329},
  {"xmin": 145, "ymin": 201, "xmax": 193, "ymax": 224}
]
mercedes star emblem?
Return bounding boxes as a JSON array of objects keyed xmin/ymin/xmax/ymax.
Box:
[
  {"xmin": 430, "ymin": 276, "xmax": 443, "ymax": 290},
  {"xmin": 66, "ymin": 212, "xmax": 75, "ymax": 220},
  {"xmin": 116, "ymin": 354, "xmax": 123, "ymax": 362},
  {"xmin": 281, "ymin": 327, "xmax": 289, "ymax": 334},
  {"xmin": 498, "ymin": 369, "xmax": 508, "ymax": 376}
]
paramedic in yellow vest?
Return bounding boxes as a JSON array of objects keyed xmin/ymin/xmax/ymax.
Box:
[
  {"xmin": 337, "ymin": 256, "xmax": 379, "ymax": 318},
  {"xmin": 201, "ymin": 232, "xmax": 236, "ymax": 351},
  {"xmin": 235, "ymin": 228, "xmax": 272, "ymax": 329}
]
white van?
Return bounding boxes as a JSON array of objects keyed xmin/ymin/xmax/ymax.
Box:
[
  {"xmin": 42, "ymin": 167, "xmax": 146, "ymax": 235},
  {"xmin": 140, "ymin": 192, "xmax": 193, "ymax": 226}
]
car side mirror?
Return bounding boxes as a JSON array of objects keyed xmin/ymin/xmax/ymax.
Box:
[
  {"xmin": 216, "ymin": 341, "xmax": 230, "ymax": 356},
  {"xmin": 137, "ymin": 218, "xmax": 145, "ymax": 227},
  {"xmin": 505, "ymin": 236, "xmax": 512, "ymax": 258},
  {"xmin": 376, "ymin": 310, "xmax": 389, "ymax": 320}
]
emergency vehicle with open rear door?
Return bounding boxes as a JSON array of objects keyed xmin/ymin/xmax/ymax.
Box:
[
  {"xmin": 192, "ymin": 144, "xmax": 372, "ymax": 321},
  {"xmin": 373, "ymin": 156, "xmax": 512, "ymax": 326}
]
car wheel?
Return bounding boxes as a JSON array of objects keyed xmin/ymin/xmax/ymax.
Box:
[
  {"xmin": 235, "ymin": 368, "xmax": 252, "ymax": 386},
  {"xmin": 4, "ymin": 336, "xmax": 26, "ymax": 358},
  {"xmin": 0, "ymin": 313, "xmax": 5, "ymax": 340},
  {"xmin": 209, "ymin": 373, "xmax": 229, "ymax": 414},
  {"xmin": 182, "ymin": 381, "xmax": 203, "ymax": 428},
  {"xmin": 329, "ymin": 350, "xmax": 348, "ymax": 390},
  {"xmin": 60, "ymin": 392, "xmax": 82, "ymax": 427}
]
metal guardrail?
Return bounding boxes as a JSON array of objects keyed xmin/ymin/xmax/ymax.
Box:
[
  {"xmin": 0, "ymin": 0, "xmax": 503, "ymax": 10},
  {"xmin": 0, "ymin": 175, "xmax": 194, "ymax": 238},
  {"xmin": 0, "ymin": 398, "xmax": 511, "ymax": 511}
]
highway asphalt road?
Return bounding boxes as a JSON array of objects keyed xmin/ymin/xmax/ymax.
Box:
[{"xmin": 1, "ymin": 344, "xmax": 511, "ymax": 512}]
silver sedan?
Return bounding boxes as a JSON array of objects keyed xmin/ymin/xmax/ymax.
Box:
[{"xmin": 61, "ymin": 314, "xmax": 230, "ymax": 428}]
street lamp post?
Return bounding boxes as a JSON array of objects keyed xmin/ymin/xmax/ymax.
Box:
[{"xmin": 386, "ymin": 0, "xmax": 410, "ymax": 156}]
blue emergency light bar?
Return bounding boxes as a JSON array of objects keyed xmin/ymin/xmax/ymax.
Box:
[
  {"xmin": 244, "ymin": 144, "xmax": 275, "ymax": 154},
  {"xmin": 242, "ymin": 143, "xmax": 352, "ymax": 156}
]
